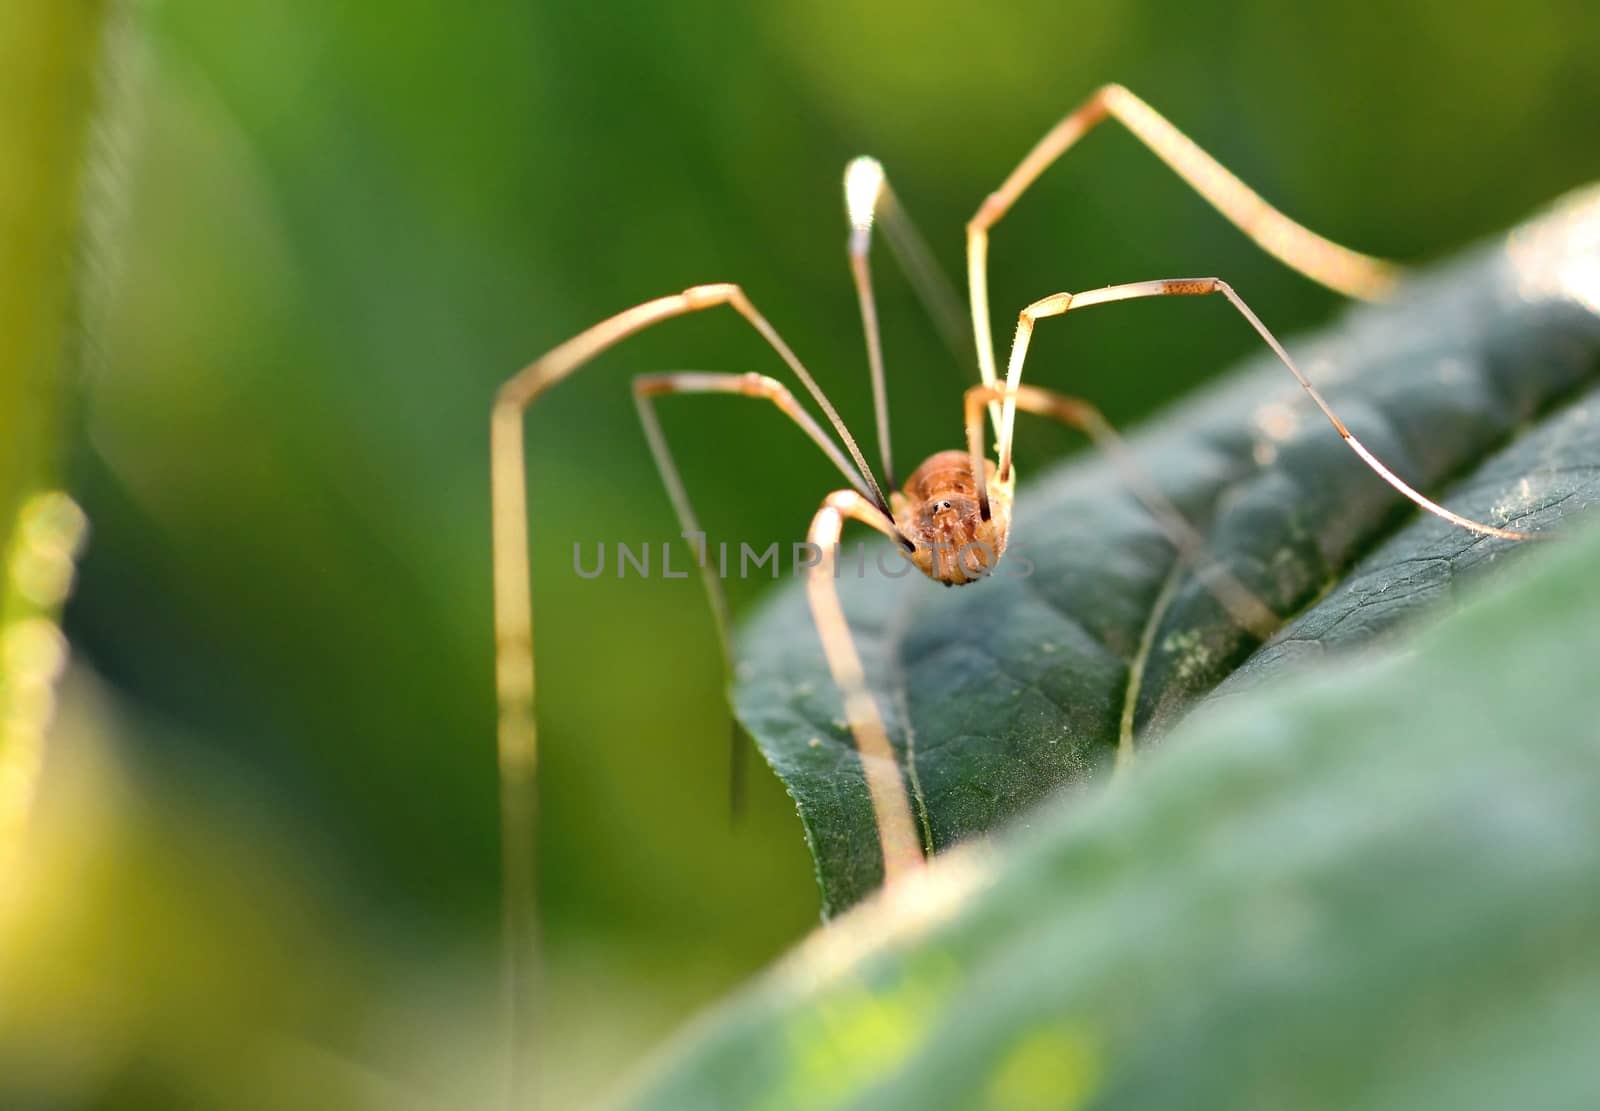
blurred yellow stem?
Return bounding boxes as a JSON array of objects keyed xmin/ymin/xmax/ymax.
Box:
[{"xmin": 0, "ymin": 1, "xmax": 116, "ymax": 883}]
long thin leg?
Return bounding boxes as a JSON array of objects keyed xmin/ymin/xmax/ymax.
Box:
[
  {"xmin": 632, "ymin": 371, "xmax": 909, "ymax": 816},
  {"xmin": 846, "ymin": 159, "xmax": 898, "ymax": 490},
  {"xmin": 845, "ymin": 157, "xmax": 975, "ymax": 375},
  {"xmin": 634, "ymin": 376, "xmax": 925, "ymax": 884},
  {"xmin": 805, "ymin": 490, "xmax": 927, "ymax": 885},
  {"xmin": 963, "ymin": 383, "xmax": 1279, "ymax": 640},
  {"xmin": 993, "ymin": 277, "xmax": 1538, "ymax": 542},
  {"xmin": 967, "ymin": 83, "xmax": 1401, "ymax": 408},
  {"xmin": 490, "ymin": 285, "xmax": 881, "ymax": 1106},
  {"xmin": 846, "ymin": 157, "xmax": 979, "ymax": 489}
]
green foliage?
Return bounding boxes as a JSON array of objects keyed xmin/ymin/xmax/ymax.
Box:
[
  {"xmin": 629, "ymin": 484, "xmax": 1600, "ymax": 1111},
  {"xmin": 0, "ymin": 0, "xmax": 109, "ymax": 864},
  {"xmin": 0, "ymin": 0, "xmax": 107, "ymax": 524},
  {"xmin": 14, "ymin": 1, "xmax": 1600, "ymax": 1103},
  {"xmin": 737, "ymin": 192, "xmax": 1600, "ymax": 914}
]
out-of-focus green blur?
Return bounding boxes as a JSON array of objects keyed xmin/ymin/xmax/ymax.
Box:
[{"xmin": 4, "ymin": 1, "xmax": 1599, "ymax": 1106}]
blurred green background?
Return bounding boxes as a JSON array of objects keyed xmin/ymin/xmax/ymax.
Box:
[{"xmin": 6, "ymin": 0, "xmax": 1600, "ymax": 1106}]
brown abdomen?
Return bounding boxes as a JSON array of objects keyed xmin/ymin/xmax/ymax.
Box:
[{"xmin": 901, "ymin": 449, "xmax": 985, "ymax": 503}]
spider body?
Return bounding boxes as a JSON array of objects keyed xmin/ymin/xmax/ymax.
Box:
[{"xmin": 893, "ymin": 450, "xmax": 1012, "ymax": 585}]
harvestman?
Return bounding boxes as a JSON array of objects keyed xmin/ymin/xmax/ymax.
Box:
[{"xmin": 488, "ymin": 83, "xmax": 1537, "ymax": 1084}]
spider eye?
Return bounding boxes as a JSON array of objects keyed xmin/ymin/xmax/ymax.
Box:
[{"xmin": 935, "ymin": 500, "xmax": 952, "ymax": 512}]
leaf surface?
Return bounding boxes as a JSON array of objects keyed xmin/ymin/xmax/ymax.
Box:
[
  {"xmin": 735, "ymin": 189, "xmax": 1600, "ymax": 913},
  {"xmin": 635, "ymin": 499, "xmax": 1600, "ymax": 1111}
]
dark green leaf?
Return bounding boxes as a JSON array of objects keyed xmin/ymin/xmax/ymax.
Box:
[
  {"xmin": 736, "ymin": 189, "xmax": 1600, "ymax": 914},
  {"xmin": 633, "ymin": 509, "xmax": 1600, "ymax": 1111}
]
